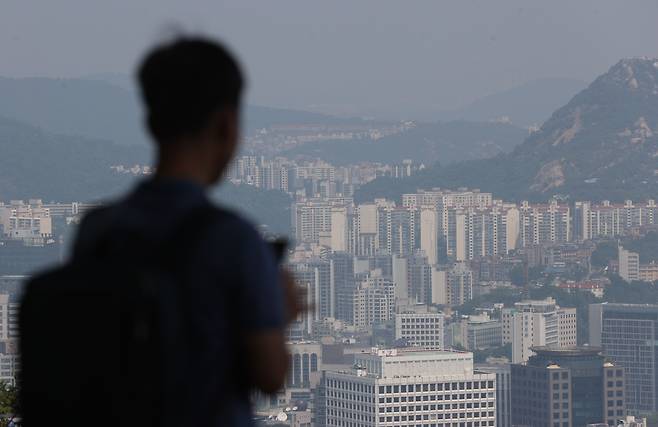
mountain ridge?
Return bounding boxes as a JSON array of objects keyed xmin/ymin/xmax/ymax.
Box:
[
  {"xmin": 438, "ymin": 77, "xmax": 587, "ymax": 127},
  {"xmin": 283, "ymin": 120, "xmax": 527, "ymax": 166},
  {"xmin": 0, "ymin": 76, "xmax": 374, "ymax": 146},
  {"xmin": 357, "ymin": 58, "xmax": 658, "ymax": 203}
]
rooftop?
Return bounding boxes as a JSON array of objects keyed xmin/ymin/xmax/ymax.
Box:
[{"xmin": 530, "ymin": 346, "xmax": 603, "ymax": 357}]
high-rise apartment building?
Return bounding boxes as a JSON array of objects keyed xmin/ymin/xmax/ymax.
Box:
[
  {"xmin": 318, "ymin": 348, "xmax": 497, "ymax": 427},
  {"xmin": 511, "ymin": 347, "xmax": 625, "ymax": 427},
  {"xmin": 402, "ymin": 189, "xmax": 493, "ymax": 210},
  {"xmin": 378, "ymin": 206, "xmax": 419, "ymax": 257},
  {"xmin": 406, "ymin": 251, "xmax": 433, "ymax": 305},
  {"xmin": 420, "ymin": 207, "xmax": 441, "ymax": 266},
  {"xmin": 502, "ymin": 298, "xmax": 577, "ymax": 363},
  {"xmin": 353, "ymin": 272, "xmax": 396, "ymax": 332},
  {"xmin": 356, "ymin": 203, "xmax": 384, "ymax": 256},
  {"xmin": 575, "ymin": 199, "xmax": 658, "ymax": 241},
  {"xmin": 518, "ymin": 200, "xmax": 571, "ymax": 247},
  {"xmin": 431, "ymin": 262, "xmax": 474, "ymax": 307},
  {"xmin": 292, "ymin": 200, "xmax": 333, "ymax": 245},
  {"xmin": 589, "ymin": 303, "xmax": 658, "ymax": 413},
  {"xmin": 451, "ymin": 205, "xmax": 519, "ymax": 262}
]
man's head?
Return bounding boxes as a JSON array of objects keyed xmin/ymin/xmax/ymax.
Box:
[{"xmin": 138, "ymin": 37, "xmax": 244, "ymax": 184}]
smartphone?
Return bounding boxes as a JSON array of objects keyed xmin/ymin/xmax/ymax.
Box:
[{"xmin": 268, "ymin": 237, "xmax": 289, "ymax": 264}]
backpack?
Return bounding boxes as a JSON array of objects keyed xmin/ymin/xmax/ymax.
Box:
[{"xmin": 19, "ymin": 205, "xmax": 218, "ymax": 427}]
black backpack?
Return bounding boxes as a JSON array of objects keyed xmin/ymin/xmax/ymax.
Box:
[{"xmin": 19, "ymin": 206, "xmax": 218, "ymax": 427}]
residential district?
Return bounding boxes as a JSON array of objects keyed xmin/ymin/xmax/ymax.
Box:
[{"xmin": 3, "ymin": 174, "xmax": 658, "ymax": 426}]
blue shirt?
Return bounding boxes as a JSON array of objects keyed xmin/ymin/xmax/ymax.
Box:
[{"xmin": 73, "ymin": 178, "xmax": 285, "ymax": 426}]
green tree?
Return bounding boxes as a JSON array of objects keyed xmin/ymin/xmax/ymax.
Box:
[
  {"xmin": 591, "ymin": 240, "xmax": 618, "ymax": 268},
  {"xmin": 0, "ymin": 382, "xmax": 17, "ymax": 420}
]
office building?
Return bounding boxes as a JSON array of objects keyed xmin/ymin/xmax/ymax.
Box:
[
  {"xmin": 502, "ymin": 298, "xmax": 577, "ymax": 363},
  {"xmin": 287, "ymin": 341, "xmax": 323, "ymax": 390},
  {"xmin": 319, "ymin": 348, "xmax": 497, "ymax": 427},
  {"xmin": 0, "ymin": 340, "xmax": 19, "ymax": 387},
  {"xmin": 590, "ymin": 303, "xmax": 658, "ymax": 413},
  {"xmin": 511, "ymin": 346, "xmax": 624, "ymax": 427},
  {"xmin": 455, "ymin": 313, "xmax": 503, "ymax": 351},
  {"xmin": 586, "ymin": 416, "xmax": 646, "ymax": 427},
  {"xmin": 0, "ymin": 200, "xmax": 53, "ymax": 244},
  {"xmin": 395, "ymin": 308, "xmax": 445, "ymax": 350},
  {"xmin": 0, "ymin": 294, "xmax": 19, "ymax": 340},
  {"xmin": 476, "ymin": 363, "xmax": 511, "ymax": 427},
  {"xmin": 330, "ymin": 252, "xmax": 356, "ymax": 324}
]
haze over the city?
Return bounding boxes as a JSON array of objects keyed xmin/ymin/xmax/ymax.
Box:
[{"xmin": 2, "ymin": 0, "xmax": 658, "ymax": 119}]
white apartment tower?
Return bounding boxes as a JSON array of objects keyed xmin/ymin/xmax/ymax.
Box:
[{"xmin": 518, "ymin": 200, "xmax": 571, "ymax": 247}]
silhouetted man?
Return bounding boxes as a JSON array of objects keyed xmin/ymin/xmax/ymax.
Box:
[{"xmin": 72, "ymin": 37, "xmax": 296, "ymax": 425}]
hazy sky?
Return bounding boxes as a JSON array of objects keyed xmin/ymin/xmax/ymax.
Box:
[{"xmin": 2, "ymin": 0, "xmax": 658, "ymax": 118}]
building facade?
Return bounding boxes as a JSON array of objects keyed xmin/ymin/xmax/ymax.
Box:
[
  {"xmin": 590, "ymin": 303, "xmax": 658, "ymax": 413},
  {"xmin": 511, "ymin": 347, "xmax": 624, "ymax": 427},
  {"xmin": 395, "ymin": 310, "xmax": 445, "ymax": 350},
  {"xmin": 502, "ymin": 298, "xmax": 577, "ymax": 363},
  {"xmin": 319, "ymin": 349, "xmax": 497, "ymax": 427}
]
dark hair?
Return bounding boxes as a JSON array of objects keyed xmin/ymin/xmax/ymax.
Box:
[{"xmin": 138, "ymin": 36, "xmax": 244, "ymax": 143}]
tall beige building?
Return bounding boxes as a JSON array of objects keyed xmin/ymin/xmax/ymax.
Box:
[
  {"xmin": 431, "ymin": 262, "xmax": 473, "ymax": 306},
  {"xmin": 619, "ymin": 245, "xmax": 640, "ymax": 282}
]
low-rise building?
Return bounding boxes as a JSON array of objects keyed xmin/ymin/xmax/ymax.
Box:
[{"xmin": 453, "ymin": 313, "xmax": 503, "ymax": 351}]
